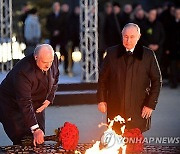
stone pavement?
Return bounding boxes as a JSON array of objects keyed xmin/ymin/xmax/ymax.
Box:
[{"xmin": 0, "ymin": 62, "xmax": 180, "ymax": 147}]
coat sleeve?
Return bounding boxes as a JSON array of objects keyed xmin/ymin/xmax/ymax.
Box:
[
  {"xmin": 145, "ymin": 51, "xmax": 162, "ymax": 110},
  {"xmin": 157, "ymin": 22, "xmax": 165, "ymax": 47},
  {"xmin": 47, "ymin": 55, "xmax": 60, "ymax": 103},
  {"xmin": 46, "ymin": 15, "xmax": 53, "ymax": 34},
  {"xmin": 97, "ymin": 51, "xmax": 110, "ymax": 103},
  {"xmin": 14, "ymin": 71, "xmax": 38, "ymax": 128}
]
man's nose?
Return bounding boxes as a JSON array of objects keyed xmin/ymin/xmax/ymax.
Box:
[
  {"xmin": 46, "ymin": 63, "xmax": 51, "ymax": 68},
  {"xmin": 127, "ymin": 37, "xmax": 131, "ymax": 42}
]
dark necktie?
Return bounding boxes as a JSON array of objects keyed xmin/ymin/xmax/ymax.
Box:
[
  {"xmin": 124, "ymin": 51, "xmax": 132, "ymax": 64},
  {"xmin": 43, "ymin": 71, "xmax": 47, "ymax": 76},
  {"xmin": 127, "ymin": 51, "xmax": 133, "ymax": 56},
  {"xmin": 42, "ymin": 71, "xmax": 49, "ymax": 87}
]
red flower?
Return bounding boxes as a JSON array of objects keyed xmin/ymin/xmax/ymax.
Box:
[
  {"xmin": 133, "ymin": 143, "xmax": 144, "ymax": 152},
  {"xmin": 123, "ymin": 128, "xmax": 144, "ymax": 152},
  {"xmin": 126, "ymin": 144, "xmax": 134, "ymax": 152},
  {"xmin": 59, "ymin": 122, "xmax": 79, "ymax": 150},
  {"xmin": 134, "ymin": 128, "xmax": 141, "ymax": 134}
]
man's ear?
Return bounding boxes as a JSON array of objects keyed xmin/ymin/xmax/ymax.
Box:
[
  {"xmin": 138, "ymin": 34, "xmax": 141, "ymax": 40},
  {"xmin": 34, "ymin": 56, "xmax": 38, "ymax": 60}
]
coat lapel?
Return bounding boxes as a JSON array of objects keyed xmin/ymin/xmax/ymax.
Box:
[
  {"xmin": 36, "ymin": 69, "xmax": 49, "ymax": 90},
  {"xmin": 133, "ymin": 41, "xmax": 144, "ymax": 61},
  {"xmin": 115, "ymin": 45, "xmax": 126, "ymax": 74},
  {"xmin": 117, "ymin": 41, "xmax": 144, "ymax": 71},
  {"xmin": 32, "ymin": 55, "xmax": 55, "ymax": 95},
  {"xmin": 117, "ymin": 41, "xmax": 144, "ymax": 61},
  {"xmin": 32, "ymin": 56, "xmax": 49, "ymax": 91},
  {"xmin": 47, "ymin": 68, "xmax": 55, "ymax": 95}
]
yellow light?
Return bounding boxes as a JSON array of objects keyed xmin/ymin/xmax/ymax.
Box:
[
  {"xmin": 0, "ymin": 43, "xmax": 11, "ymax": 62},
  {"xmin": 12, "ymin": 36, "xmax": 16, "ymax": 42},
  {"xmin": 103, "ymin": 52, "xmax": 107, "ymax": 58},
  {"xmin": 20, "ymin": 43, "xmax": 26, "ymax": 51},
  {"xmin": 72, "ymin": 47, "xmax": 81, "ymax": 62},
  {"xmin": 55, "ymin": 51, "xmax": 61, "ymax": 60}
]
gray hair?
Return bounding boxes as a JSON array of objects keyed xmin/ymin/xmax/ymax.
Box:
[
  {"xmin": 122, "ymin": 23, "xmax": 141, "ymax": 34},
  {"xmin": 52, "ymin": 2, "xmax": 60, "ymax": 10},
  {"xmin": 34, "ymin": 44, "xmax": 54, "ymax": 56}
]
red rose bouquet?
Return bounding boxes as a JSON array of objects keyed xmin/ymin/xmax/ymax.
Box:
[
  {"xmin": 22, "ymin": 122, "xmax": 79, "ymax": 151},
  {"xmin": 45, "ymin": 122, "xmax": 79, "ymax": 150},
  {"xmin": 58, "ymin": 122, "xmax": 79, "ymax": 150},
  {"xmin": 123, "ymin": 128, "xmax": 144, "ymax": 153}
]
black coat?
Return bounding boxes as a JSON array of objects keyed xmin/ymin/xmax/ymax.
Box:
[
  {"xmin": 0, "ymin": 54, "xmax": 59, "ymax": 143},
  {"xmin": 167, "ymin": 19, "xmax": 180, "ymax": 60},
  {"xmin": 69, "ymin": 13, "xmax": 80, "ymax": 47},
  {"xmin": 97, "ymin": 42, "xmax": 162, "ymax": 132},
  {"xmin": 46, "ymin": 12, "xmax": 68, "ymax": 45},
  {"xmin": 104, "ymin": 13, "xmax": 122, "ymax": 47},
  {"xmin": 141, "ymin": 20, "xmax": 165, "ymax": 63}
]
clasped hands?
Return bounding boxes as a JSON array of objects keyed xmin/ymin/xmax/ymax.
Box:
[
  {"xmin": 148, "ymin": 44, "xmax": 159, "ymax": 51},
  {"xmin": 98, "ymin": 102, "xmax": 153, "ymax": 119}
]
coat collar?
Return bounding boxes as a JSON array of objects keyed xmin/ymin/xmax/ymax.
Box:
[
  {"xmin": 30, "ymin": 54, "xmax": 53, "ymax": 92},
  {"xmin": 117, "ymin": 41, "xmax": 144, "ymax": 60}
]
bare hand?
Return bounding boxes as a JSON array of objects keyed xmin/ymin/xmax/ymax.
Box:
[
  {"xmin": 53, "ymin": 30, "xmax": 59, "ymax": 36},
  {"xmin": 148, "ymin": 44, "xmax": 154, "ymax": 50},
  {"xmin": 153, "ymin": 44, "xmax": 159, "ymax": 51},
  {"xmin": 166, "ymin": 50, "xmax": 170, "ymax": 55},
  {"xmin": 141, "ymin": 106, "xmax": 153, "ymax": 119},
  {"xmin": 98, "ymin": 102, "xmax": 107, "ymax": 113},
  {"xmin": 33, "ymin": 129, "xmax": 44, "ymax": 146},
  {"xmin": 36, "ymin": 100, "xmax": 50, "ymax": 113},
  {"xmin": 149, "ymin": 44, "xmax": 159, "ymax": 51}
]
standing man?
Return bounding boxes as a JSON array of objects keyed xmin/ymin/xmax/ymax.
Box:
[
  {"xmin": 166, "ymin": 7, "xmax": 180, "ymax": 88},
  {"xmin": 0, "ymin": 44, "xmax": 59, "ymax": 145},
  {"xmin": 46, "ymin": 2, "xmax": 62, "ymax": 50},
  {"xmin": 46, "ymin": 2, "xmax": 69, "ymax": 74},
  {"xmin": 97, "ymin": 23, "xmax": 162, "ymax": 133},
  {"xmin": 141, "ymin": 8, "xmax": 165, "ymax": 64},
  {"xmin": 24, "ymin": 8, "xmax": 41, "ymax": 56},
  {"xmin": 104, "ymin": 2, "xmax": 122, "ymax": 48}
]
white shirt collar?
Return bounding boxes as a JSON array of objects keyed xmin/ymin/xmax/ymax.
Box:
[{"xmin": 126, "ymin": 48, "xmax": 135, "ymax": 53}]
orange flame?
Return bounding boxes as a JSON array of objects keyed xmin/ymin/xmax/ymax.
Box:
[{"xmin": 85, "ymin": 115, "xmax": 130, "ymax": 154}]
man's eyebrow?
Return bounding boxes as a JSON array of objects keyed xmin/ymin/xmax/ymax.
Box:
[{"xmin": 123, "ymin": 34, "xmax": 135, "ymax": 36}]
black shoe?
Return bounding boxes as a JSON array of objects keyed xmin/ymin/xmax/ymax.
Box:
[
  {"xmin": 64, "ymin": 70, "xmax": 69, "ymax": 75},
  {"xmin": 170, "ymin": 84, "xmax": 178, "ymax": 89}
]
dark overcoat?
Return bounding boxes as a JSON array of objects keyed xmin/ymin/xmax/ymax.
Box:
[
  {"xmin": 46, "ymin": 12, "xmax": 68, "ymax": 47},
  {"xmin": 141, "ymin": 20, "xmax": 165, "ymax": 63},
  {"xmin": 0, "ymin": 54, "xmax": 59, "ymax": 143},
  {"xmin": 97, "ymin": 42, "xmax": 162, "ymax": 132}
]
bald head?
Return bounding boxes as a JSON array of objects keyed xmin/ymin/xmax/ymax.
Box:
[
  {"xmin": 122, "ymin": 23, "xmax": 141, "ymax": 50},
  {"xmin": 34, "ymin": 44, "xmax": 54, "ymax": 57},
  {"xmin": 34, "ymin": 44, "xmax": 55, "ymax": 71},
  {"xmin": 122, "ymin": 23, "xmax": 141, "ymax": 34}
]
